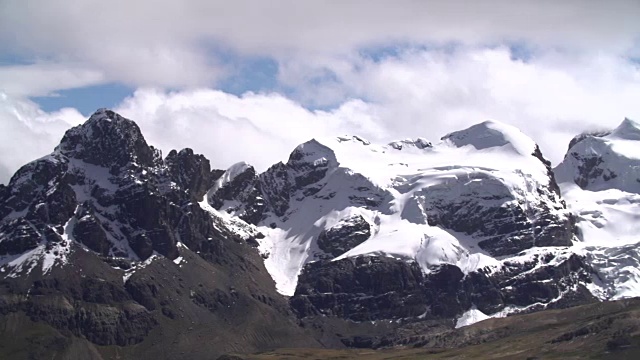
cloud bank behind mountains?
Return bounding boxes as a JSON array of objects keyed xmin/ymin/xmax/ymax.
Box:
[{"xmin": 1, "ymin": 47, "xmax": 639, "ymax": 184}]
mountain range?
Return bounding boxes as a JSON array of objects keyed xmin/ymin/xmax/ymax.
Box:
[{"xmin": 1, "ymin": 108, "xmax": 639, "ymax": 359}]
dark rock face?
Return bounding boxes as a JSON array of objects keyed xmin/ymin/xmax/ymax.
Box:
[
  {"xmin": 27, "ymin": 298, "xmax": 158, "ymax": 346},
  {"xmin": 258, "ymin": 162, "xmax": 292, "ymax": 218},
  {"xmin": 569, "ymin": 151, "xmax": 619, "ymax": 189},
  {"xmin": 1, "ymin": 154, "xmax": 70, "ymax": 223},
  {"xmin": 287, "ymin": 140, "xmax": 336, "ymax": 189},
  {"xmin": 176, "ymin": 203, "xmax": 225, "ymax": 260},
  {"xmin": 532, "ymin": 145, "xmax": 562, "ymax": 196},
  {"xmin": 0, "ymin": 218, "xmax": 41, "ymax": 255},
  {"xmin": 208, "ymin": 165, "xmax": 267, "ymax": 225},
  {"xmin": 291, "ymin": 253, "xmax": 596, "ymax": 322},
  {"xmin": 292, "ymin": 257, "xmax": 427, "ymax": 321},
  {"xmin": 165, "ymin": 148, "xmax": 219, "ymax": 200},
  {"xmin": 419, "ymin": 171, "xmax": 574, "ymax": 257},
  {"xmin": 73, "ymin": 203, "xmax": 111, "ymax": 256},
  {"xmin": 0, "ymin": 259, "xmax": 157, "ymax": 347},
  {"xmin": 316, "ymin": 215, "xmax": 371, "ymax": 257}
]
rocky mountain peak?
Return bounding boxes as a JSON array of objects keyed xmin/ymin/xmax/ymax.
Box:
[
  {"xmin": 287, "ymin": 139, "xmax": 338, "ymax": 169},
  {"xmin": 56, "ymin": 108, "xmax": 155, "ymax": 171},
  {"xmin": 567, "ymin": 130, "xmax": 611, "ymax": 151},
  {"xmin": 286, "ymin": 139, "xmax": 338, "ymax": 190},
  {"xmin": 609, "ymin": 117, "xmax": 640, "ymax": 141},
  {"xmin": 555, "ymin": 117, "xmax": 640, "ymax": 193},
  {"xmin": 442, "ymin": 120, "xmax": 537, "ymax": 156}
]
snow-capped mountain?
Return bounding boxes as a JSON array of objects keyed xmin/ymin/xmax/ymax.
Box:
[
  {"xmin": 207, "ymin": 120, "xmax": 601, "ymax": 324},
  {"xmin": 210, "ymin": 120, "xmax": 574, "ymax": 294},
  {"xmin": 555, "ymin": 118, "xmax": 640, "ymax": 193},
  {"xmin": 1, "ymin": 108, "xmax": 256, "ymax": 268},
  {"xmin": 555, "ymin": 118, "xmax": 640, "ymax": 300},
  {"xmin": 0, "ymin": 109, "xmax": 321, "ymax": 357},
  {"xmin": 207, "ymin": 117, "xmax": 640, "ymax": 326},
  {"xmin": 1, "ymin": 108, "xmax": 640, "ymax": 357}
]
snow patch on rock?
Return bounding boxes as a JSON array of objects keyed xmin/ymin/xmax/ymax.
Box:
[{"xmin": 456, "ymin": 307, "xmax": 491, "ymax": 328}]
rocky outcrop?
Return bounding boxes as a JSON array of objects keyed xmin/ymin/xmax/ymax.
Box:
[
  {"xmin": 316, "ymin": 215, "xmax": 371, "ymax": 257},
  {"xmin": 73, "ymin": 203, "xmax": 111, "ymax": 256},
  {"xmin": 208, "ymin": 164, "xmax": 267, "ymax": 225},
  {"xmin": 420, "ymin": 170, "xmax": 574, "ymax": 256},
  {"xmin": 291, "ymin": 253, "xmax": 596, "ymax": 322},
  {"xmin": 165, "ymin": 148, "xmax": 221, "ymax": 200}
]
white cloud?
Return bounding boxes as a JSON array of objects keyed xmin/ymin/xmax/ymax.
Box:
[
  {"xmin": 0, "ymin": 63, "xmax": 105, "ymax": 97},
  {"xmin": 0, "ymin": 93, "xmax": 85, "ymax": 182},
  {"xmin": 113, "ymin": 88, "xmax": 386, "ymax": 172},
  {"xmin": 3, "ymin": 0, "xmax": 639, "ymax": 55},
  {"xmin": 278, "ymin": 47, "xmax": 640, "ymax": 164},
  {"xmin": 1, "ymin": 0, "xmax": 639, "ymax": 94},
  {"xmin": 2, "ymin": 43, "xmax": 639, "ymax": 185},
  {"xmin": 0, "ymin": 88, "xmax": 387, "ymax": 183},
  {"xmin": 1, "ymin": 1, "xmax": 639, "ymax": 183},
  {"xmin": 0, "ymin": 44, "xmax": 640, "ymax": 183}
]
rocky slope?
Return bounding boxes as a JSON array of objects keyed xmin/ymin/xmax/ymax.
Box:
[{"xmin": 231, "ymin": 297, "xmax": 640, "ymax": 359}]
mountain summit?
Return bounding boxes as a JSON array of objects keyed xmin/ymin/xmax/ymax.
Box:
[
  {"xmin": 56, "ymin": 108, "xmax": 158, "ymax": 171},
  {"xmin": 555, "ymin": 117, "xmax": 640, "ymax": 193},
  {"xmin": 442, "ymin": 119, "xmax": 538, "ymax": 155}
]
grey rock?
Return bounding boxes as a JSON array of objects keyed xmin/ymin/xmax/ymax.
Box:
[{"xmin": 317, "ymin": 215, "xmax": 371, "ymax": 257}]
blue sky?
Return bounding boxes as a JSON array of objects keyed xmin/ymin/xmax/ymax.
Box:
[
  {"xmin": 25, "ymin": 53, "xmax": 283, "ymax": 114},
  {"xmin": 32, "ymin": 83, "xmax": 134, "ymax": 114},
  {"xmin": 1, "ymin": 0, "xmax": 640, "ymax": 183}
]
